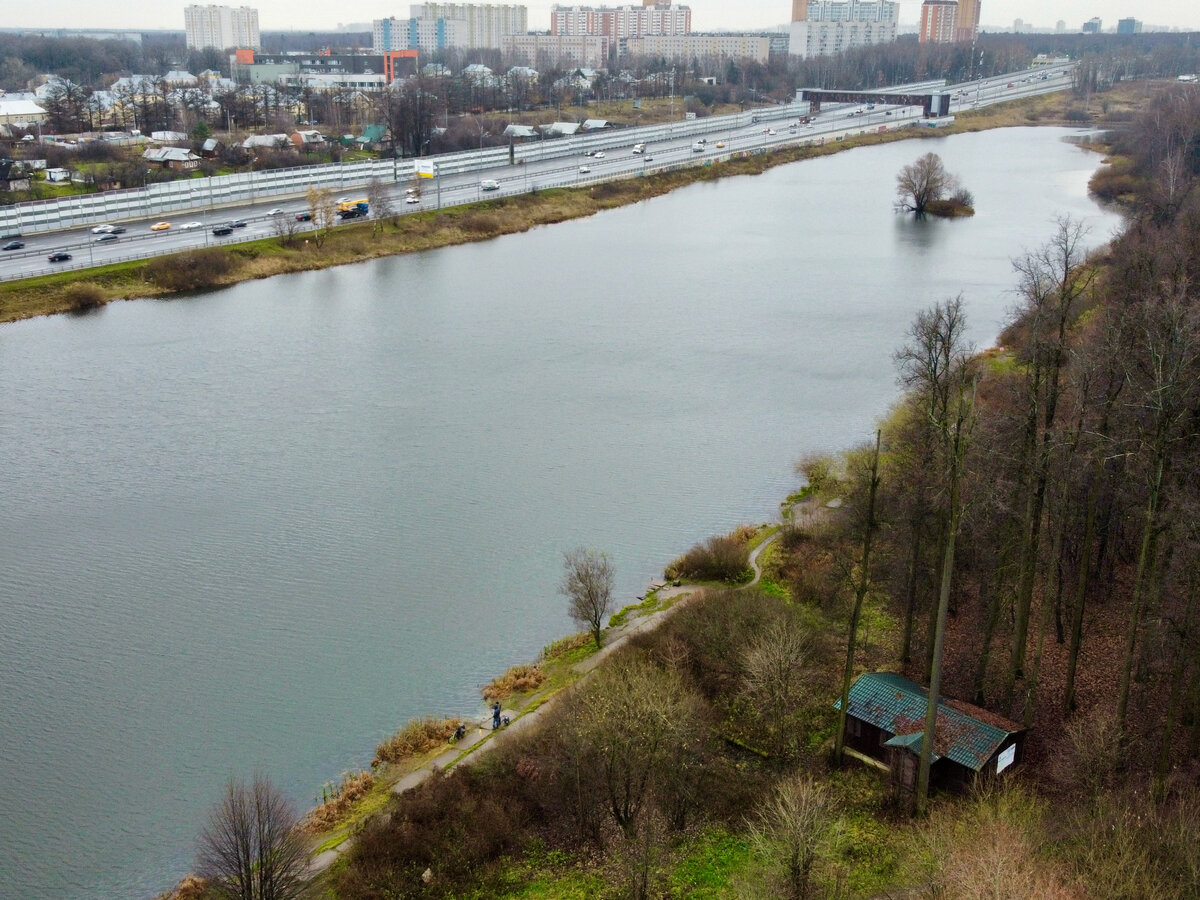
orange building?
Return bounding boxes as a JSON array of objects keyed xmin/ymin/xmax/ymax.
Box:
[
  {"xmin": 919, "ymin": 0, "xmax": 958, "ymax": 43},
  {"xmin": 955, "ymin": 0, "xmax": 980, "ymax": 41},
  {"xmin": 383, "ymin": 49, "xmax": 419, "ymax": 83}
]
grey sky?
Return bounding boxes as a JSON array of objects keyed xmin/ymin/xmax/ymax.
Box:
[{"xmin": 7, "ymin": 2, "xmax": 1199, "ymax": 34}]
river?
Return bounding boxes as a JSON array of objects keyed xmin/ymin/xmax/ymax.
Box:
[{"xmin": 0, "ymin": 127, "xmax": 1122, "ymax": 898}]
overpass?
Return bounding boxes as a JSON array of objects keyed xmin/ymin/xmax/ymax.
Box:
[{"xmin": 800, "ymin": 89, "xmax": 953, "ymax": 118}]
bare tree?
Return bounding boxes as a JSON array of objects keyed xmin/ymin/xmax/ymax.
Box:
[
  {"xmin": 196, "ymin": 773, "xmax": 310, "ymax": 900},
  {"xmin": 741, "ymin": 616, "xmax": 812, "ymax": 758},
  {"xmin": 896, "ymin": 152, "xmax": 951, "ymax": 214},
  {"xmin": 751, "ymin": 774, "xmax": 835, "ymax": 900},
  {"xmin": 306, "ymin": 186, "xmax": 337, "ymax": 249},
  {"xmin": 365, "ymin": 177, "xmax": 394, "ymax": 237},
  {"xmin": 561, "ymin": 547, "xmax": 615, "ymax": 647}
]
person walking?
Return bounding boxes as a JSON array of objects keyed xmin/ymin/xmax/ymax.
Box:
[{"xmin": 492, "ymin": 702, "xmax": 502, "ymax": 730}]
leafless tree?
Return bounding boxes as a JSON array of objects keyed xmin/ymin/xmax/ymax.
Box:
[
  {"xmin": 561, "ymin": 547, "xmax": 615, "ymax": 647},
  {"xmin": 741, "ymin": 617, "xmax": 812, "ymax": 758},
  {"xmin": 306, "ymin": 186, "xmax": 337, "ymax": 249},
  {"xmin": 365, "ymin": 177, "xmax": 394, "ymax": 237},
  {"xmin": 896, "ymin": 152, "xmax": 951, "ymax": 214},
  {"xmin": 196, "ymin": 773, "xmax": 310, "ymax": 900},
  {"xmin": 751, "ymin": 774, "xmax": 835, "ymax": 900}
]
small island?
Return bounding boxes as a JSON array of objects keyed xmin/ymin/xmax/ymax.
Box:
[{"xmin": 896, "ymin": 151, "xmax": 976, "ymax": 217}]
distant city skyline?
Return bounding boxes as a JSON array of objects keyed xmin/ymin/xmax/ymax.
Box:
[{"xmin": 5, "ymin": 1, "xmax": 1198, "ymax": 33}]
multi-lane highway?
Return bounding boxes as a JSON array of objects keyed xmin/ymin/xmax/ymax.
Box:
[{"xmin": 0, "ymin": 64, "xmax": 1074, "ymax": 281}]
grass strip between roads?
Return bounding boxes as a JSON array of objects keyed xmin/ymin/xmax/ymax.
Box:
[{"xmin": 0, "ymin": 85, "xmax": 1140, "ymax": 326}]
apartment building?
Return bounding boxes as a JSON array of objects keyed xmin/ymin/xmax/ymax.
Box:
[
  {"xmin": 621, "ymin": 34, "xmax": 769, "ymax": 64},
  {"xmin": 550, "ymin": 2, "xmax": 691, "ymax": 39},
  {"xmin": 501, "ymin": 33, "xmax": 611, "ymax": 67},
  {"xmin": 919, "ymin": 0, "xmax": 959, "ymax": 44},
  {"xmin": 184, "ymin": 5, "xmax": 261, "ymax": 50},
  {"xmin": 788, "ymin": 0, "xmax": 899, "ymax": 59}
]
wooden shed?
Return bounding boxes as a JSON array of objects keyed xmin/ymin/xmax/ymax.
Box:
[{"xmin": 834, "ymin": 672, "xmax": 1026, "ymax": 793}]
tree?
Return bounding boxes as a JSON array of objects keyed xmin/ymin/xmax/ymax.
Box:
[
  {"xmin": 365, "ymin": 177, "xmax": 393, "ymax": 238},
  {"xmin": 741, "ymin": 616, "xmax": 812, "ymax": 758},
  {"xmin": 560, "ymin": 547, "xmax": 615, "ymax": 648},
  {"xmin": 896, "ymin": 152, "xmax": 951, "ymax": 214},
  {"xmin": 306, "ymin": 186, "xmax": 337, "ymax": 249},
  {"xmin": 751, "ymin": 774, "xmax": 835, "ymax": 900},
  {"xmin": 196, "ymin": 773, "xmax": 310, "ymax": 900}
]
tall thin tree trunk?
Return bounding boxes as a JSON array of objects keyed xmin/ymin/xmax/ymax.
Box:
[
  {"xmin": 900, "ymin": 528, "xmax": 922, "ymax": 668},
  {"xmin": 1117, "ymin": 454, "xmax": 1165, "ymax": 729},
  {"xmin": 835, "ymin": 432, "xmax": 881, "ymax": 766}
]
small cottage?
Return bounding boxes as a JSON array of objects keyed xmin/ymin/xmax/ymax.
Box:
[
  {"xmin": 142, "ymin": 147, "xmax": 201, "ymax": 171},
  {"xmin": 835, "ymin": 672, "xmax": 1026, "ymax": 793}
]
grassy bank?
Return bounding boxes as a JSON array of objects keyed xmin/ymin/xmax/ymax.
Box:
[{"xmin": 1, "ymin": 82, "xmax": 1144, "ymax": 327}]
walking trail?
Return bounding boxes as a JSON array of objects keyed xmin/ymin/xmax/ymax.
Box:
[{"xmin": 309, "ymin": 527, "xmax": 785, "ymax": 874}]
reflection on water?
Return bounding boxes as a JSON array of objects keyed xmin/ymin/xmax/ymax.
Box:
[{"xmin": 0, "ymin": 128, "xmax": 1122, "ymax": 899}]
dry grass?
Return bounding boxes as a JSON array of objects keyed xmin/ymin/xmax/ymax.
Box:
[
  {"xmin": 301, "ymin": 770, "xmax": 376, "ymax": 833},
  {"xmin": 542, "ymin": 631, "xmax": 594, "ymax": 661},
  {"xmin": 482, "ymin": 663, "xmax": 546, "ymax": 701},
  {"xmin": 372, "ymin": 716, "xmax": 463, "ymax": 767}
]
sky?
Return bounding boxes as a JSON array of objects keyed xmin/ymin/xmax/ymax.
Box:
[{"xmin": 5, "ymin": 1, "xmax": 1199, "ymax": 34}]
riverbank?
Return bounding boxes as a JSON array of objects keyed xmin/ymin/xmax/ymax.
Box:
[{"xmin": 0, "ymin": 82, "xmax": 1147, "ymax": 326}]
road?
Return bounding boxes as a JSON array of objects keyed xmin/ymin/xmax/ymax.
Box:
[{"xmin": 0, "ymin": 65, "xmax": 1074, "ymax": 282}]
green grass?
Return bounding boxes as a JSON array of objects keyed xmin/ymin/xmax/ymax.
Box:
[
  {"xmin": 668, "ymin": 829, "xmax": 755, "ymax": 899},
  {"xmin": 609, "ymin": 590, "xmax": 661, "ymax": 627}
]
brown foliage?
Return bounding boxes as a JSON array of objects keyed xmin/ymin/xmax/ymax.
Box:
[
  {"xmin": 302, "ymin": 770, "xmax": 376, "ymax": 833},
  {"xmin": 63, "ymin": 282, "xmax": 106, "ymax": 311},
  {"xmin": 145, "ymin": 249, "xmax": 236, "ymax": 292},
  {"xmin": 373, "ymin": 717, "xmax": 463, "ymax": 767},
  {"xmin": 482, "ymin": 664, "xmax": 545, "ymax": 701},
  {"xmin": 664, "ymin": 529, "xmax": 753, "ymax": 584}
]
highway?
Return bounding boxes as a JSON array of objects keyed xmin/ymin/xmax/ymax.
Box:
[{"xmin": 0, "ymin": 64, "xmax": 1074, "ymax": 282}]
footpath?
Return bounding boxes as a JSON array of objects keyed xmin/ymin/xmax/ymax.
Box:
[{"xmin": 308, "ymin": 530, "xmax": 780, "ymax": 875}]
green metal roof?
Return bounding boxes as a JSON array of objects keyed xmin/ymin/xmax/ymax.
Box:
[
  {"xmin": 883, "ymin": 731, "xmax": 940, "ymax": 762},
  {"xmin": 835, "ymin": 672, "xmax": 1023, "ymax": 771}
]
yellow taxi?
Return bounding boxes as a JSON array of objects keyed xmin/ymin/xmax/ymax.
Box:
[{"xmin": 150, "ymin": 221, "xmax": 171, "ymax": 231}]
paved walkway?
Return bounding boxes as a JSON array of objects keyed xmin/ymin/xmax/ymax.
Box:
[{"xmin": 308, "ymin": 529, "xmax": 780, "ymax": 874}]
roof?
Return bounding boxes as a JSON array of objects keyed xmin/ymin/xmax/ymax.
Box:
[
  {"xmin": 504, "ymin": 124, "xmax": 538, "ymax": 139},
  {"xmin": 581, "ymin": 119, "xmax": 609, "ymax": 130},
  {"xmin": 541, "ymin": 121, "xmax": 581, "ymax": 136},
  {"xmin": 0, "ymin": 99, "xmax": 47, "ymax": 117},
  {"xmin": 835, "ymin": 672, "xmax": 1024, "ymax": 772},
  {"xmin": 143, "ymin": 147, "xmax": 199, "ymax": 162}
]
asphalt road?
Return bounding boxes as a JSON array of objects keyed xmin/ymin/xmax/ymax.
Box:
[{"xmin": 0, "ymin": 65, "xmax": 1074, "ymax": 282}]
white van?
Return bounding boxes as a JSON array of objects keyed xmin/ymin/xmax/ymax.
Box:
[
  {"xmin": 480, "ymin": 179, "xmax": 500, "ymax": 191},
  {"xmin": 691, "ymin": 141, "xmax": 705, "ymax": 153}
]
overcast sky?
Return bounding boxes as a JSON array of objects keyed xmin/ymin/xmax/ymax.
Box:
[{"xmin": 7, "ymin": 2, "xmax": 1199, "ymax": 34}]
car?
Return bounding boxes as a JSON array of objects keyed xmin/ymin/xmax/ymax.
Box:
[
  {"xmin": 631, "ymin": 147, "xmax": 643, "ymax": 154},
  {"xmin": 2, "ymin": 240, "xmax": 24, "ymax": 250},
  {"xmin": 267, "ymin": 208, "xmax": 285, "ymax": 216},
  {"xmin": 94, "ymin": 233, "xmax": 119, "ymax": 243},
  {"xmin": 47, "ymin": 250, "xmax": 71, "ymax": 262},
  {"xmin": 179, "ymin": 221, "xmax": 203, "ymax": 230},
  {"xmin": 109, "ymin": 226, "xmax": 127, "ymax": 235},
  {"xmin": 584, "ymin": 150, "xmax": 596, "ymax": 157},
  {"xmin": 405, "ymin": 195, "xmax": 420, "ymax": 204},
  {"xmin": 20, "ymin": 134, "xmax": 35, "ymax": 142},
  {"xmin": 578, "ymin": 164, "xmax": 591, "ymax": 174},
  {"xmin": 593, "ymin": 151, "xmax": 605, "ymax": 158},
  {"xmin": 212, "ymin": 225, "xmax": 234, "ymax": 235},
  {"xmin": 692, "ymin": 141, "xmax": 705, "ymax": 153},
  {"xmin": 716, "ymin": 141, "xmax": 726, "ymax": 148},
  {"xmin": 230, "ymin": 220, "xmax": 247, "ymax": 228},
  {"xmin": 884, "ymin": 110, "xmax": 892, "ymax": 116},
  {"xmin": 696, "ymin": 138, "xmax": 707, "ymax": 144},
  {"xmin": 91, "ymin": 224, "xmax": 115, "ymax": 234},
  {"xmin": 1007, "ymin": 82, "xmax": 1015, "ymax": 88},
  {"xmin": 643, "ymin": 156, "xmax": 654, "ymax": 162},
  {"xmin": 295, "ymin": 212, "xmax": 312, "ymax": 221},
  {"xmin": 480, "ymin": 179, "xmax": 500, "ymax": 191},
  {"xmin": 767, "ymin": 129, "xmax": 776, "ymax": 135},
  {"xmin": 150, "ymin": 221, "xmax": 171, "ymax": 231}
]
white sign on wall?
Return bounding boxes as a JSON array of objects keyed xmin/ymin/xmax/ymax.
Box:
[
  {"xmin": 996, "ymin": 743, "xmax": 1016, "ymax": 774},
  {"xmin": 414, "ymin": 160, "xmax": 437, "ymax": 179}
]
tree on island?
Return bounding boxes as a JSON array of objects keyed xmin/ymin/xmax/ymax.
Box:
[
  {"xmin": 896, "ymin": 152, "xmax": 974, "ymax": 217},
  {"xmin": 561, "ymin": 547, "xmax": 615, "ymax": 648},
  {"xmin": 196, "ymin": 773, "xmax": 311, "ymax": 900}
]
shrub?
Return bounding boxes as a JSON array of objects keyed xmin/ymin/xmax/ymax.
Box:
[
  {"xmin": 63, "ymin": 282, "xmax": 106, "ymax": 311},
  {"xmin": 1065, "ymin": 107, "xmax": 1092, "ymax": 122},
  {"xmin": 145, "ymin": 249, "xmax": 237, "ymax": 291},
  {"xmin": 303, "ymin": 770, "xmax": 376, "ymax": 833},
  {"xmin": 373, "ymin": 716, "xmax": 462, "ymax": 767},
  {"xmin": 665, "ymin": 531, "xmax": 753, "ymax": 584},
  {"xmin": 541, "ymin": 631, "xmax": 593, "ymax": 661},
  {"xmin": 458, "ymin": 213, "xmax": 501, "ymax": 235},
  {"xmin": 483, "ymin": 664, "xmax": 545, "ymax": 701}
]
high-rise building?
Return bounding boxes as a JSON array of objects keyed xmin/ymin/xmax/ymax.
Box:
[
  {"xmin": 550, "ymin": 3, "xmax": 691, "ymax": 39},
  {"xmin": 955, "ymin": 0, "xmax": 979, "ymax": 41},
  {"xmin": 788, "ymin": 1, "xmax": 899, "ymax": 58},
  {"xmin": 1117, "ymin": 17, "xmax": 1142, "ymax": 34},
  {"xmin": 919, "ymin": 0, "xmax": 958, "ymax": 44},
  {"xmin": 184, "ymin": 5, "xmax": 260, "ymax": 50},
  {"xmin": 1056, "ymin": 20, "xmax": 1066, "ymax": 33},
  {"xmin": 1082, "ymin": 17, "xmax": 1102, "ymax": 33},
  {"xmin": 374, "ymin": 4, "xmax": 527, "ymax": 52}
]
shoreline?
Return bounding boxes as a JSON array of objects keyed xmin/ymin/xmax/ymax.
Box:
[{"xmin": 0, "ymin": 84, "xmax": 1138, "ymax": 327}]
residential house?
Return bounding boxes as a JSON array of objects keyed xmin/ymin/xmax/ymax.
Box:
[{"xmin": 143, "ymin": 146, "xmax": 203, "ymax": 170}]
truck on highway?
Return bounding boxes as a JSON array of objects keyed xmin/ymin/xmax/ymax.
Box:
[{"xmin": 337, "ymin": 198, "xmax": 369, "ymax": 216}]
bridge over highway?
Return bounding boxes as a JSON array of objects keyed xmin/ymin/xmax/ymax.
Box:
[{"xmin": 800, "ymin": 90, "xmax": 953, "ymax": 118}]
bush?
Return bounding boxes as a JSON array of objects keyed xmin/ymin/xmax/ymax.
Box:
[
  {"xmin": 373, "ymin": 716, "xmax": 462, "ymax": 767},
  {"xmin": 482, "ymin": 664, "xmax": 545, "ymax": 701},
  {"xmin": 145, "ymin": 249, "xmax": 237, "ymax": 291},
  {"xmin": 63, "ymin": 282, "xmax": 106, "ymax": 311},
  {"xmin": 665, "ymin": 531, "xmax": 753, "ymax": 584},
  {"xmin": 303, "ymin": 770, "xmax": 376, "ymax": 833},
  {"xmin": 458, "ymin": 213, "xmax": 501, "ymax": 235},
  {"xmin": 1065, "ymin": 107, "xmax": 1092, "ymax": 122}
]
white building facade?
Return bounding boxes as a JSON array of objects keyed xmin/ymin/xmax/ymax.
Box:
[
  {"xmin": 788, "ymin": 0, "xmax": 898, "ymax": 58},
  {"xmin": 410, "ymin": 3, "xmax": 527, "ymax": 48},
  {"xmin": 184, "ymin": 5, "xmax": 261, "ymax": 50},
  {"xmin": 501, "ymin": 33, "xmax": 611, "ymax": 67},
  {"xmin": 621, "ymin": 34, "xmax": 769, "ymax": 64}
]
